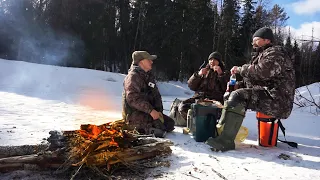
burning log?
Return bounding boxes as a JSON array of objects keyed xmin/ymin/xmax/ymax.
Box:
[{"xmin": 0, "ymin": 120, "xmax": 173, "ymax": 176}]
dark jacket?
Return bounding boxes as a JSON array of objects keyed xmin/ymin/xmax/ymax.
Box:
[
  {"xmin": 187, "ymin": 65, "xmax": 230, "ymax": 103},
  {"xmin": 239, "ymin": 45, "xmax": 295, "ymax": 119}
]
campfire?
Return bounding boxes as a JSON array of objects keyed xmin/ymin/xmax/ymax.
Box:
[{"xmin": 0, "ymin": 120, "xmax": 173, "ymax": 178}]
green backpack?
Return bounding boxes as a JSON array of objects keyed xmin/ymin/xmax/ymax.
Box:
[{"xmin": 169, "ymin": 98, "xmax": 187, "ymax": 126}]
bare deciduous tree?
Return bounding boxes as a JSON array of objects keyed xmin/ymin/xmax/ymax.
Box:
[{"xmin": 294, "ymin": 83, "xmax": 320, "ymax": 115}]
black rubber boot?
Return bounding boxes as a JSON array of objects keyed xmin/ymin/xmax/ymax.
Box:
[{"xmin": 149, "ymin": 128, "xmax": 166, "ymax": 138}]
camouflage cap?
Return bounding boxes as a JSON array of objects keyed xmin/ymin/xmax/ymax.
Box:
[{"xmin": 132, "ymin": 51, "xmax": 157, "ymax": 65}]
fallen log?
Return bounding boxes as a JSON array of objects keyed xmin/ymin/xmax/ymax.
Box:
[
  {"xmin": 0, "ymin": 144, "xmax": 48, "ymax": 158},
  {"xmin": 85, "ymin": 140, "xmax": 173, "ymax": 167},
  {"xmin": 0, "ymin": 138, "xmax": 173, "ymax": 173},
  {"xmin": 0, "ymin": 152, "xmax": 63, "ymax": 173}
]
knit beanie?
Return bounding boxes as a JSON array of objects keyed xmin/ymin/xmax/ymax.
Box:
[
  {"xmin": 253, "ymin": 27, "xmax": 274, "ymax": 42},
  {"xmin": 208, "ymin": 52, "xmax": 222, "ymax": 62}
]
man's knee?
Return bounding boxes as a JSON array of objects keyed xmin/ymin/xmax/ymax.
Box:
[
  {"xmin": 163, "ymin": 114, "xmax": 175, "ymax": 132},
  {"xmin": 227, "ymin": 89, "xmax": 247, "ymax": 107},
  {"xmin": 127, "ymin": 112, "xmax": 152, "ymax": 133}
]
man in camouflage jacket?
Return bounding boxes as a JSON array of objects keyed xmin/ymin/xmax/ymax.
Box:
[
  {"xmin": 207, "ymin": 27, "xmax": 295, "ymax": 152},
  {"xmin": 122, "ymin": 51, "xmax": 175, "ymax": 137},
  {"xmin": 177, "ymin": 52, "xmax": 230, "ymax": 122}
]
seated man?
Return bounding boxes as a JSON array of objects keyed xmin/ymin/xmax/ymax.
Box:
[
  {"xmin": 178, "ymin": 52, "xmax": 230, "ymax": 123},
  {"xmin": 207, "ymin": 27, "xmax": 295, "ymax": 152},
  {"xmin": 122, "ymin": 51, "xmax": 175, "ymax": 137}
]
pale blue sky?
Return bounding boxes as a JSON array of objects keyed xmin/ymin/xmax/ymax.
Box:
[
  {"xmin": 273, "ymin": 0, "xmax": 320, "ymax": 28},
  {"xmin": 272, "ymin": 0, "xmax": 320, "ymax": 40}
]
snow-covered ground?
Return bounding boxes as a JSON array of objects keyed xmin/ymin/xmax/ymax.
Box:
[{"xmin": 0, "ymin": 59, "xmax": 319, "ymax": 180}]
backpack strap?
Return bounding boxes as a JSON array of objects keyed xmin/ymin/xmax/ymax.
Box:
[
  {"xmin": 268, "ymin": 119, "xmax": 276, "ymax": 146},
  {"xmin": 173, "ymin": 106, "xmax": 178, "ymax": 118},
  {"xmin": 277, "ymin": 120, "xmax": 298, "ymax": 148}
]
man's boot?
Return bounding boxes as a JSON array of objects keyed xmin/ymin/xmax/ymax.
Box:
[
  {"xmin": 149, "ymin": 128, "xmax": 166, "ymax": 138},
  {"xmin": 206, "ymin": 104, "xmax": 245, "ymax": 152},
  {"xmin": 150, "ymin": 119, "xmax": 167, "ymax": 138},
  {"xmin": 216, "ymin": 100, "xmax": 228, "ymax": 131}
]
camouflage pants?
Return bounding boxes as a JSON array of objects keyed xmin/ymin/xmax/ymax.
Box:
[
  {"xmin": 227, "ymin": 88, "xmax": 274, "ymax": 115},
  {"xmin": 127, "ymin": 111, "xmax": 175, "ymax": 134}
]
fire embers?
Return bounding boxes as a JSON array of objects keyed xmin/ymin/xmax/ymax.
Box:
[
  {"xmin": 64, "ymin": 121, "xmax": 132, "ymax": 167},
  {"xmin": 77, "ymin": 123, "xmax": 123, "ymax": 148},
  {"xmin": 57, "ymin": 120, "xmax": 172, "ymax": 174}
]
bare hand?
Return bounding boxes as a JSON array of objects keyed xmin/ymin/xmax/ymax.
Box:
[
  {"xmin": 204, "ymin": 98, "xmax": 213, "ymax": 102},
  {"xmin": 150, "ymin": 109, "xmax": 160, "ymax": 120},
  {"xmin": 198, "ymin": 68, "xmax": 208, "ymax": 76},
  {"xmin": 213, "ymin": 65, "xmax": 222, "ymax": 75},
  {"xmin": 226, "ymin": 81, "xmax": 239, "ymax": 91},
  {"xmin": 231, "ymin": 66, "xmax": 240, "ymax": 75}
]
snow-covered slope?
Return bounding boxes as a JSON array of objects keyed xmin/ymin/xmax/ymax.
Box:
[{"xmin": 0, "ymin": 59, "xmax": 319, "ymax": 180}]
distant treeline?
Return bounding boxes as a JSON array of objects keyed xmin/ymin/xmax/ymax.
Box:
[{"xmin": 0, "ymin": 0, "xmax": 318, "ymax": 87}]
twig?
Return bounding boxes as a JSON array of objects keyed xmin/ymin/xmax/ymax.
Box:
[
  {"xmin": 110, "ymin": 155, "xmax": 141, "ymax": 175},
  {"xmin": 306, "ymin": 85, "xmax": 317, "ymax": 106},
  {"xmin": 293, "ymin": 101, "xmax": 303, "ymax": 108},
  {"xmin": 182, "ymin": 172, "xmax": 201, "ymax": 179},
  {"xmin": 305, "ymin": 85, "xmax": 320, "ymax": 110},
  {"xmin": 70, "ymin": 163, "xmax": 83, "ymax": 180},
  {"xmin": 211, "ymin": 168, "xmax": 228, "ymax": 180},
  {"xmin": 128, "ymin": 133, "xmax": 154, "ymax": 138},
  {"xmin": 90, "ymin": 166, "xmax": 112, "ymax": 180},
  {"xmin": 294, "ymin": 86, "xmax": 320, "ymax": 114},
  {"xmin": 54, "ymin": 156, "xmax": 72, "ymax": 174},
  {"xmin": 298, "ymin": 94, "xmax": 319, "ymax": 109}
]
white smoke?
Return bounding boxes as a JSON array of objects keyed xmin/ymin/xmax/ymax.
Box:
[{"xmin": 0, "ymin": 1, "xmax": 85, "ymax": 66}]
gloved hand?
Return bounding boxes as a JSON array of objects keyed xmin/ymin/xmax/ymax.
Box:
[
  {"xmin": 153, "ymin": 118, "xmax": 166, "ymax": 131},
  {"xmin": 159, "ymin": 113, "xmax": 164, "ymax": 123}
]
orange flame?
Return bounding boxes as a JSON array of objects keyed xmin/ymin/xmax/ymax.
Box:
[
  {"xmin": 77, "ymin": 123, "xmax": 121, "ymax": 148},
  {"xmin": 109, "ymin": 137, "xmax": 119, "ymax": 147},
  {"xmin": 91, "ymin": 125, "xmax": 102, "ymax": 138}
]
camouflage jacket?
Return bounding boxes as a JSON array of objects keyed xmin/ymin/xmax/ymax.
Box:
[
  {"xmin": 122, "ymin": 65, "xmax": 163, "ymax": 120},
  {"xmin": 188, "ymin": 66, "xmax": 230, "ymax": 103},
  {"xmin": 239, "ymin": 45, "xmax": 295, "ymax": 119}
]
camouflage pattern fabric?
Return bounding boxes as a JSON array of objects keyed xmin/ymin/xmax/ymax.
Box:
[
  {"xmin": 233, "ymin": 45, "xmax": 295, "ymax": 119},
  {"xmin": 122, "ymin": 65, "xmax": 174, "ymax": 133}
]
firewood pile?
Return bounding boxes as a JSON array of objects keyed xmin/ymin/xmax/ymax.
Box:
[{"xmin": 0, "ymin": 120, "xmax": 173, "ymax": 178}]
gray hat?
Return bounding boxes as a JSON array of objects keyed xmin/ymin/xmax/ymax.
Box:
[
  {"xmin": 132, "ymin": 51, "xmax": 157, "ymax": 65},
  {"xmin": 208, "ymin": 51, "xmax": 222, "ymax": 62},
  {"xmin": 253, "ymin": 27, "xmax": 274, "ymax": 42}
]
